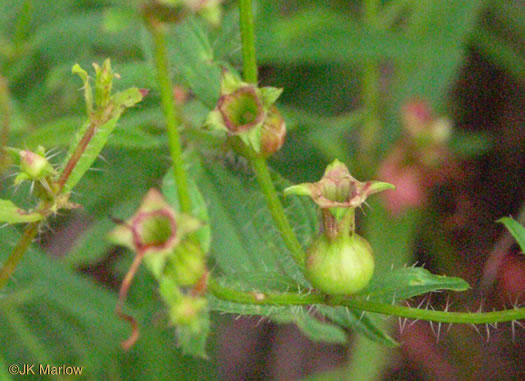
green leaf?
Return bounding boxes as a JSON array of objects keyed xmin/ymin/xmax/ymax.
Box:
[
  {"xmin": 143, "ymin": 17, "xmax": 221, "ymax": 109},
  {"xmin": 448, "ymin": 131, "xmax": 492, "ymax": 157},
  {"xmin": 256, "ymin": 7, "xmax": 425, "ymax": 64},
  {"xmin": 471, "ymin": 26, "xmax": 525, "ymax": 81},
  {"xmin": 0, "ymin": 226, "xmax": 127, "ymax": 379},
  {"xmin": 0, "ymin": 200, "xmax": 42, "ymax": 224},
  {"xmin": 61, "ymin": 117, "xmax": 118, "ymax": 193},
  {"xmin": 293, "ymin": 315, "xmax": 347, "ymax": 344},
  {"xmin": 498, "ymin": 217, "xmax": 525, "ymax": 253},
  {"xmin": 320, "ymin": 306, "xmax": 398, "ymax": 347},
  {"xmin": 362, "ymin": 267, "xmax": 470, "ymax": 303},
  {"xmin": 61, "ymin": 88, "xmax": 143, "ymax": 194},
  {"xmin": 194, "ymin": 157, "xmax": 316, "ymax": 285}
]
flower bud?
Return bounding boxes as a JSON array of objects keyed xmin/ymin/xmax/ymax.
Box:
[
  {"xmin": 16, "ymin": 147, "xmax": 57, "ymax": 183},
  {"xmin": 402, "ymin": 98, "xmax": 433, "ymax": 137},
  {"xmin": 169, "ymin": 295, "xmax": 207, "ymax": 326},
  {"xmin": 305, "ymin": 233, "xmax": 374, "ymax": 295},
  {"xmin": 166, "ymin": 240, "xmax": 206, "ymax": 287},
  {"xmin": 93, "ymin": 59, "xmax": 114, "ymax": 108},
  {"xmin": 260, "ymin": 106, "xmax": 286, "ymax": 157}
]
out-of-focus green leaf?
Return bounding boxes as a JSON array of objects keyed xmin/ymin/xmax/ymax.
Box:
[
  {"xmin": 498, "ymin": 217, "xmax": 525, "ymax": 253},
  {"xmin": 0, "ymin": 226, "xmax": 127, "ymax": 380},
  {"xmin": 0, "ymin": 200, "xmax": 42, "ymax": 224},
  {"xmin": 293, "ymin": 315, "xmax": 347, "ymax": 344},
  {"xmin": 321, "ymin": 306, "xmax": 398, "ymax": 347},
  {"xmin": 471, "ymin": 26, "xmax": 525, "ymax": 81},
  {"xmin": 448, "ymin": 131, "xmax": 492, "ymax": 157},
  {"xmin": 142, "ymin": 17, "xmax": 222, "ymax": 109},
  {"xmin": 256, "ymin": 7, "xmax": 430, "ymax": 64}
]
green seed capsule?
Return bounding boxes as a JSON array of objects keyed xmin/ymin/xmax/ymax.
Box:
[{"xmin": 305, "ymin": 233, "xmax": 374, "ymax": 295}]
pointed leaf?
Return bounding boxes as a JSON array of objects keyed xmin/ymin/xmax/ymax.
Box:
[
  {"xmin": 61, "ymin": 117, "xmax": 119, "ymax": 193},
  {"xmin": 498, "ymin": 217, "xmax": 525, "ymax": 253},
  {"xmin": 362, "ymin": 267, "xmax": 470, "ymax": 303},
  {"xmin": 320, "ymin": 306, "xmax": 398, "ymax": 347},
  {"xmin": 0, "ymin": 200, "xmax": 43, "ymax": 224}
]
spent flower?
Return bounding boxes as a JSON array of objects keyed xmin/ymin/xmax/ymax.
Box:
[{"xmin": 206, "ymin": 71, "xmax": 283, "ymax": 153}]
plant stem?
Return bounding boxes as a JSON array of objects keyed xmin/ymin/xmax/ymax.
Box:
[
  {"xmin": 359, "ymin": 0, "xmax": 381, "ymax": 168},
  {"xmin": 0, "ymin": 222, "xmax": 39, "ymax": 290},
  {"xmin": 239, "ymin": 0, "xmax": 258, "ymax": 84},
  {"xmin": 57, "ymin": 121, "xmax": 97, "ymax": 193},
  {"xmin": 0, "ymin": 76, "xmax": 9, "ymax": 169},
  {"xmin": 150, "ymin": 23, "xmax": 192, "ymax": 214},
  {"xmin": 207, "ymin": 277, "xmax": 525, "ymax": 324},
  {"xmin": 251, "ymin": 156, "xmax": 305, "ymax": 267},
  {"xmin": 238, "ymin": 0, "xmax": 306, "ymax": 266}
]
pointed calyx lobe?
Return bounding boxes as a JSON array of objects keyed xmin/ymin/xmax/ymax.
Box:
[{"xmin": 285, "ymin": 159, "xmax": 394, "ymax": 210}]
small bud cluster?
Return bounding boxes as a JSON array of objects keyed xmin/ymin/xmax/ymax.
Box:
[
  {"xmin": 286, "ymin": 160, "xmax": 394, "ymax": 295},
  {"xmin": 108, "ymin": 188, "xmax": 208, "ymax": 348},
  {"xmin": 378, "ymin": 98, "xmax": 456, "ymax": 216},
  {"xmin": 206, "ymin": 71, "xmax": 286, "ymax": 156}
]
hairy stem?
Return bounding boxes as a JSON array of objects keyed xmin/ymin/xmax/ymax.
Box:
[
  {"xmin": 150, "ymin": 23, "xmax": 192, "ymax": 214},
  {"xmin": 0, "ymin": 222, "xmax": 40, "ymax": 290},
  {"xmin": 239, "ymin": 0, "xmax": 258, "ymax": 84},
  {"xmin": 208, "ymin": 277, "xmax": 525, "ymax": 324}
]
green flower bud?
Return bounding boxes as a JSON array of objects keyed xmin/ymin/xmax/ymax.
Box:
[
  {"xmin": 169, "ymin": 295, "xmax": 207, "ymax": 326},
  {"xmin": 306, "ymin": 233, "xmax": 374, "ymax": 295},
  {"xmin": 93, "ymin": 59, "xmax": 114, "ymax": 109},
  {"xmin": 15, "ymin": 147, "xmax": 57, "ymax": 184},
  {"xmin": 167, "ymin": 240, "xmax": 206, "ymax": 287}
]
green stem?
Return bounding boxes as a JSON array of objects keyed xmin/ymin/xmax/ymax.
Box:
[
  {"xmin": 0, "ymin": 76, "xmax": 9, "ymax": 168},
  {"xmin": 150, "ymin": 23, "xmax": 192, "ymax": 214},
  {"xmin": 239, "ymin": 0, "xmax": 258, "ymax": 84},
  {"xmin": 359, "ymin": 0, "xmax": 381, "ymax": 168},
  {"xmin": 0, "ymin": 222, "xmax": 40, "ymax": 290},
  {"xmin": 207, "ymin": 277, "xmax": 525, "ymax": 324},
  {"xmin": 251, "ymin": 156, "xmax": 305, "ymax": 267}
]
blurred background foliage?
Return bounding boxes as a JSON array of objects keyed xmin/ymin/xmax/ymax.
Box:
[{"xmin": 0, "ymin": 0, "xmax": 523, "ymax": 380}]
